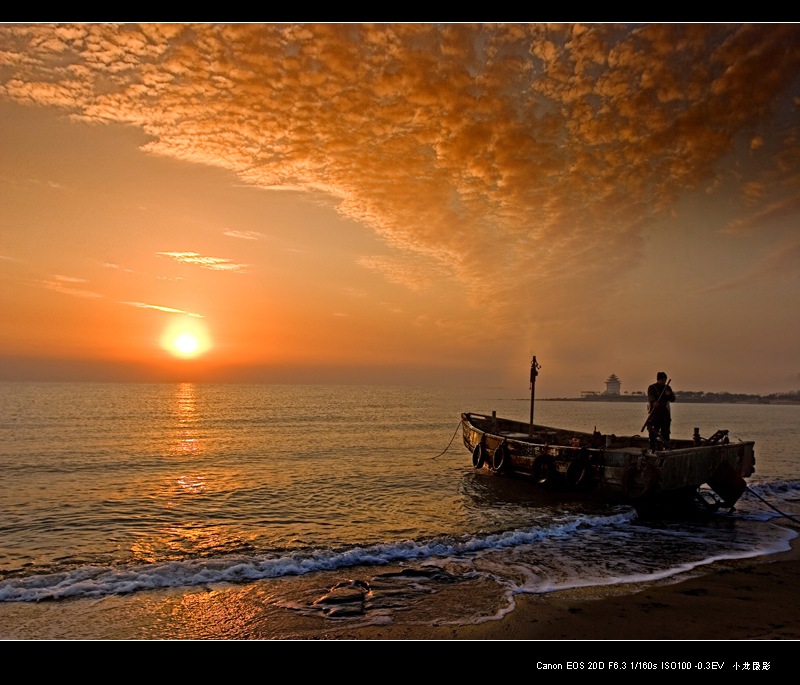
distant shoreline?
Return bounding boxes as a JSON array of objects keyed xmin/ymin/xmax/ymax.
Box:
[{"xmin": 543, "ymin": 393, "xmax": 800, "ymax": 405}]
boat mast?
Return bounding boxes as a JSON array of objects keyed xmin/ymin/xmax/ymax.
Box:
[{"xmin": 529, "ymin": 356, "xmax": 540, "ymax": 436}]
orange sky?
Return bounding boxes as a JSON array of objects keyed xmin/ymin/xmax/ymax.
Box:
[{"xmin": 1, "ymin": 23, "xmax": 799, "ymax": 396}]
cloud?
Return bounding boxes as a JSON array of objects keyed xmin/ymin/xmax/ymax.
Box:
[
  {"xmin": 721, "ymin": 195, "xmax": 800, "ymax": 235},
  {"xmin": 357, "ymin": 254, "xmax": 451, "ymax": 292},
  {"xmin": 103, "ymin": 262, "xmax": 136, "ymax": 273},
  {"xmin": 2, "ymin": 23, "xmax": 799, "ymax": 339},
  {"xmin": 38, "ymin": 276, "xmax": 207, "ymax": 317},
  {"xmin": 40, "ymin": 275, "xmax": 103, "ymax": 299},
  {"xmin": 223, "ymin": 229, "xmax": 264, "ymax": 240},
  {"xmin": 156, "ymin": 251, "xmax": 249, "ymax": 272},
  {"xmin": 697, "ymin": 238, "xmax": 800, "ymax": 293},
  {"xmin": 123, "ymin": 301, "xmax": 204, "ymax": 317}
]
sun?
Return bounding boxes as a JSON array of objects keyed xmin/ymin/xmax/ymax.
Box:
[
  {"xmin": 174, "ymin": 332, "xmax": 201, "ymax": 356},
  {"xmin": 161, "ymin": 318, "xmax": 212, "ymax": 359}
]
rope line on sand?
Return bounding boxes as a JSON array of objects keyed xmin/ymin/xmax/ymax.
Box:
[
  {"xmin": 746, "ymin": 486, "xmax": 800, "ymax": 525},
  {"xmin": 431, "ymin": 420, "xmax": 463, "ymax": 460}
]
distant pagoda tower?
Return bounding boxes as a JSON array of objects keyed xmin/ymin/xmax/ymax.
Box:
[{"xmin": 604, "ymin": 373, "xmax": 621, "ymax": 395}]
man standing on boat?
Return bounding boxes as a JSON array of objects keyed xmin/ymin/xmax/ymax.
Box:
[{"xmin": 646, "ymin": 372, "xmax": 676, "ymax": 452}]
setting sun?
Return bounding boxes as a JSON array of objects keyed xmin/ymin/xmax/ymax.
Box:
[
  {"xmin": 174, "ymin": 332, "xmax": 200, "ymax": 356},
  {"xmin": 1, "ymin": 24, "xmax": 798, "ymax": 394},
  {"xmin": 161, "ymin": 318, "xmax": 212, "ymax": 359}
]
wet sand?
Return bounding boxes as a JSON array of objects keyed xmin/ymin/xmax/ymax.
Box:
[
  {"xmin": 2, "ymin": 521, "xmax": 798, "ymax": 643},
  {"xmin": 335, "ymin": 521, "xmax": 800, "ymax": 641}
]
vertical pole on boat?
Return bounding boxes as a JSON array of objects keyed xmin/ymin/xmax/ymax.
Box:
[{"xmin": 529, "ymin": 356, "xmax": 540, "ymax": 437}]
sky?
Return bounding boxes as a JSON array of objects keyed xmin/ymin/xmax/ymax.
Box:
[{"xmin": 0, "ymin": 23, "xmax": 798, "ymax": 397}]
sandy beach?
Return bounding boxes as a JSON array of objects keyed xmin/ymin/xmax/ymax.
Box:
[
  {"xmin": 2, "ymin": 518, "xmax": 798, "ymax": 644},
  {"xmin": 330, "ymin": 521, "xmax": 800, "ymax": 642}
]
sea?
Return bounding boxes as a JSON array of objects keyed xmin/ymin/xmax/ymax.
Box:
[{"xmin": 0, "ymin": 381, "xmax": 798, "ymax": 640}]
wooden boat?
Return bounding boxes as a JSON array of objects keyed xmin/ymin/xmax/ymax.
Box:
[{"xmin": 462, "ymin": 358, "xmax": 756, "ymax": 513}]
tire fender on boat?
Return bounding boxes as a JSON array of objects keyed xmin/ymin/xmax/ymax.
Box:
[
  {"xmin": 532, "ymin": 454, "xmax": 557, "ymax": 488},
  {"xmin": 492, "ymin": 444, "xmax": 508, "ymax": 473},
  {"xmin": 622, "ymin": 463, "xmax": 659, "ymax": 500},
  {"xmin": 472, "ymin": 443, "xmax": 485, "ymax": 469}
]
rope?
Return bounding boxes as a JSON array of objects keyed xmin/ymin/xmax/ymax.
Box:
[
  {"xmin": 745, "ymin": 486, "xmax": 800, "ymax": 525},
  {"xmin": 430, "ymin": 427, "xmax": 800, "ymax": 535},
  {"xmin": 431, "ymin": 420, "xmax": 464, "ymax": 460}
]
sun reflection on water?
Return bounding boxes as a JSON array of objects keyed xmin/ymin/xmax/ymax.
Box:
[
  {"xmin": 176, "ymin": 474, "xmax": 207, "ymax": 494},
  {"xmin": 173, "ymin": 382, "xmax": 201, "ymax": 457}
]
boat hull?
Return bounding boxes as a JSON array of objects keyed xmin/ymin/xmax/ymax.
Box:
[{"xmin": 461, "ymin": 412, "xmax": 755, "ymax": 512}]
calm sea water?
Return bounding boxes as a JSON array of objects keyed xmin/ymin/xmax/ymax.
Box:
[{"xmin": 0, "ymin": 382, "xmax": 798, "ymax": 638}]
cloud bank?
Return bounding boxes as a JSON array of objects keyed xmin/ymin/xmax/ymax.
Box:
[{"xmin": 1, "ymin": 23, "xmax": 798, "ymax": 386}]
